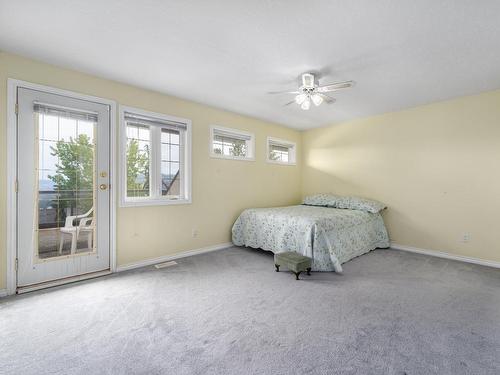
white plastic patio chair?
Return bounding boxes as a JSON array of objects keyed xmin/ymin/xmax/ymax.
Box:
[{"xmin": 58, "ymin": 207, "xmax": 94, "ymax": 254}]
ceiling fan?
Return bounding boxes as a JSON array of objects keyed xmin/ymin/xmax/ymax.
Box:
[{"xmin": 269, "ymin": 73, "xmax": 354, "ymax": 110}]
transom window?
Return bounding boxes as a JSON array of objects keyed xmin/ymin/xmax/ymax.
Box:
[
  {"xmin": 210, "ymin": 125, "xmax": 255, "ymax": 161},
  {"xmin": 267, "ymin": 137, "xmax": 297, "ymax": 165},
  {"xmin": 120, "ymin": 106, "xmax": 191, "ymax": 206}
]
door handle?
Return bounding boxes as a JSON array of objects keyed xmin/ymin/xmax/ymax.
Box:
[{"xmin": 99, "ymin": 184, "xmax": 108, "ymax": 191}]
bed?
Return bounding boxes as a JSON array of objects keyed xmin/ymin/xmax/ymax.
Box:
[{"xmin": 232, "ymin": 196, "xmax": 390, "ymax": 272}]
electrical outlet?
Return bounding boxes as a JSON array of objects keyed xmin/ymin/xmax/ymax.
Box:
[
  {"xmin": 461, "ymin": 233, "xmax": 470, "ymax": 243},
  {"xmin": 192, "ymin": 229, "xmax": 199, "ymax": 238}
]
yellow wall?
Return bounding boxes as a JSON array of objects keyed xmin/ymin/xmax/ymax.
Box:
[
  {"xmin": 302, "ymin": 90, "xmax": 500, "ymax": 263},
  {"xmin": 0, "ymin": 52, "xmax": 302, "ymax": 288},
  {"xmin": 2, "ymin": 51, "xmax": 499, "ymax": 290}
]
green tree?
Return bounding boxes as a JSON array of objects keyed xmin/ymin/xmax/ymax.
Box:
[
  {"xmin": 126, "ymin": 139, "xmax": 150, "ymax": 196},
  {"xmin": 49, "ymin": 134, "xmax": 94, "ymax": 224},
  {"xmin": 269, "ymin": 151, "xmax": 280, "ymax": 161},
  {"xmin": 230, "ymin": 142, "xmax": 246, "ymax": 157}
]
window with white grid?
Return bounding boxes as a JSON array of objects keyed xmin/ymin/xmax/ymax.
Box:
[
  {"xmin": 267, "ymin": 137, "xmax": 296, "ymax": 165},
  {"xmin": 210, "ymin": 125, "xmax": 255, "ymax": 161},
  {"xmin": 120, "ymin": 106, "xmax": 191, "ymax": 206}
]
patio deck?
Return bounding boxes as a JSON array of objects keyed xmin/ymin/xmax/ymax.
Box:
[{"xmin": 38, "ymin": 228, "xmax": 93, "ymax": 259}]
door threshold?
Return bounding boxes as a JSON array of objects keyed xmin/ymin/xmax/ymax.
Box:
[{"xmin": 17, "ymin": 269, "xmax": 111, "ymax": 294}]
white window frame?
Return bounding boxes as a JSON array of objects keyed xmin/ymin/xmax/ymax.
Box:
[
  {"xmin": 266, "ymin": 137, "xmax": 297, "ymax": 165},
  {"xmin": 119, "ymin": 105, "xmax": 192, "ymax": 207},
  {"xmin": 209, "ymin": 125, "xmax": 255, "ymax": 161}
]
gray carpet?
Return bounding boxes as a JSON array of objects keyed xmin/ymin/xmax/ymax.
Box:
[{"xmin": 1, "ymin": 247, "xmax": 500, "ymax": 375}]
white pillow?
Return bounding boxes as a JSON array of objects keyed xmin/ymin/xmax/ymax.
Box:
[
  {"xmin": 335, "ymin": 196, "xmax": 386, "ymax": 213},
  {"xmin": 303, "ymin": 194, "xmax": 341, "ymax": 207}
]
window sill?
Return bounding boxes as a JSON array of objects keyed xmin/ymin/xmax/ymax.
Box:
[
  {"xmin": 209, "ymin": 153, "xmax": 255, "ymax": 162},
  {"xmin": 266, "ymin": 159, "xmax": 296, "ymax": 166},
  {"xmin": 119, "ymin": 198, "xmax": 192, "ymax": 208}
]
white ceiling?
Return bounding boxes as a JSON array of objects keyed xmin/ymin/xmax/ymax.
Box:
[{"xmin": 1, "ymin": 1, "xmax": 500, "ymax": 130}]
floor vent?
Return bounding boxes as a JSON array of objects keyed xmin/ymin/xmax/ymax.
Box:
[{"xmin": 154, "ymin": 261, "xmax": 178, "ymax": 269}]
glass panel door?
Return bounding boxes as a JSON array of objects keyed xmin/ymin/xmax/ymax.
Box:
[{"xmin": 17, "ymin": 87, "xmax": 110, "ymax": 288}]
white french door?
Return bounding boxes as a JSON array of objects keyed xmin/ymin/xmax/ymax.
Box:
[{"xmin": 16, "ymin": 87, "xmax": 111, "ymax": 288}]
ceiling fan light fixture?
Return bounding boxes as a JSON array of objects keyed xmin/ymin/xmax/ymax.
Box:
[
  {"xmin": 271, "ymin": 72, "xmax": 353, "ymax": 109},
  {"xmin": 295, "ymin": 93, "xmax": 307, "ymax": 105},
  {"xmin": 301, "ymin": 97, "xmax": 311, "ymax": 110},
  {"xmin": 311, "ymin": 94, "xmax": 323, "ymax": 106},
  {"xmin": 301, "ymin": 73, "xmax": 315, "ymax": 88}
]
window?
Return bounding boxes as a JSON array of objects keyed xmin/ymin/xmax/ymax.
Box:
[
  {"xmin": 267, "ymin": 137, "xmax": 296, "ymax": 165},
  {"xmin": 210, "ymin": 125, "xmax": 255, "ymax": 161},
  {"xmin": 120, "ymin": 106, "xmax": 191, "ymax": 206}
]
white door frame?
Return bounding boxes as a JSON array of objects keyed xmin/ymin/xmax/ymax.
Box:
[{"xmin": 6, "ymin": 79, "xmax": 117, "ymax": 296}]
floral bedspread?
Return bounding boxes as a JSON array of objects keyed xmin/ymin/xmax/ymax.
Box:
[{"xmin": 231, "ymin": 205, "xmax": 390, "ymax": 272}]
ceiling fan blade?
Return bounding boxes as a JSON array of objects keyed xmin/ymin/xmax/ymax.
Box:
[
  {"xmin": 316, "ymin": 80, "xmax": 354, "ymax": 93},
  {"xmin": 284, "ymin": 100, "xmax": 296, "ymax": 106},
  {"xmin": 268, "ymin": 90, "xmax": 300, "ymax": 95},
  {"xmin": 318, "ymin": 93, "xmax": 336, "ymax": 104}
]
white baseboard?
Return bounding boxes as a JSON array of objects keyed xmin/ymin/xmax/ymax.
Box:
[
  {"xmin": 391, "ymin": 243, "xmax": 500, "ymax": 269},
  {"xmin": 0, "ymin": 289, "xmax": 8, "ymax": 298},
  {"xmin": 116, "ymin": 242, "xmax": 233, "ymax": 272}
]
